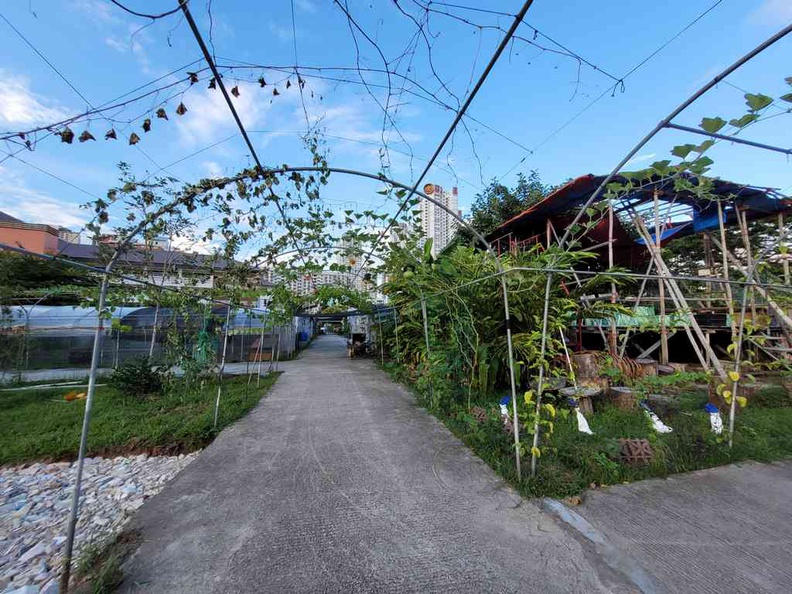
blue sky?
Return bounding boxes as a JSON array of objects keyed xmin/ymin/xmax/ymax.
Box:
[{"xmin": 0, "ymin": 0, "xmax": 790, "ymax": 243}]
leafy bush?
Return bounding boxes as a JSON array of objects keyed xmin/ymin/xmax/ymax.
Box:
[{"xmin": 107, "ymin": 357, "xmax": 165, "ymax": 397}]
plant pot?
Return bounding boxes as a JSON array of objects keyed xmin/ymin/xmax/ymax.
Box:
[
  {"xmin": 530, "ymin": 377, "xmax": 567, "ymax": 393},
  {"xmin": 579, "ymin": 377, "xmax": 609, "ymax": 393},
  {"xmin": 635, "ymin": 358, "xmax": 658, "ymax": 377},
  {"xmin": 572, "ymin": 352, "xmax": 599, "ymax": 380},
  {"xmin": 783, "ymin": 380, "xmax": 792, "ymax": 402},
  {"xmin": 608, "ymin": 386, "xmax": 637, "ymax": 410},
  {"xmin": 559, "ymin": 386, "xmax": 599, "ymax": 415}
]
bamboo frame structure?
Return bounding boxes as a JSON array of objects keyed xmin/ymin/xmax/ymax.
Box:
[{"xmin": 528, "ymin": 21, "xmax": 792, "ymax": 476}]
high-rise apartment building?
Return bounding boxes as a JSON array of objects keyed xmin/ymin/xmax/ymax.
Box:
[{"xmin": 420, "ymin": 184, "xmax": 458, "ymax": 256}]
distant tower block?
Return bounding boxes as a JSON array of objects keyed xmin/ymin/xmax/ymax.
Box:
[{"xmin": 420, "ymin": 184, "xmax": 458, "ymax": 256}]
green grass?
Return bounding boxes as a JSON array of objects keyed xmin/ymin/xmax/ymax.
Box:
[
  {"xmin": 0, "ymin": 373, "xmax": 280, "ymax": 466},
  {"xmin": 381, "ymin": 362, "xmax": 792, "ymax": 499}
]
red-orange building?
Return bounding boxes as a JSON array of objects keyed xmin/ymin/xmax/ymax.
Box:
[{"xmin": 0, "ymin": 212, "xmax": 61, "ymax": 254}]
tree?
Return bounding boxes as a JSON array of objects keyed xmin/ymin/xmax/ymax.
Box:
[
  {"xmin": 0, "ymin": 252, "xmax": 91, "ymax": 295},
  {"xmin": 468, "ymin": 171, "xmax": 551, "ymax": 236}
]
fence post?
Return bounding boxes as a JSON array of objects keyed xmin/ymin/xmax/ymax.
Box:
[
  {"xmin": 148, "ymin": 301, "xmax": 160, "ymax": 361},
  {"xmin": 59, "ymin": 272, "xmax": 111, "ymax": 592},
  {"xmin": 393, "ymin": 308, "xmax": 400, "ymax": 363},
  {"xmin": 500, "ymin": 275, "xmax": 522, "ymax": 481},
  {"xmin": 377, "ymin": 312, "xmax": 384, "ymax": 365},
  {"xmin": 420, "ymin": 296, "xmax": 433, "ymax": 403},
  {"xmin": 255, "ymin": 322, "xmax": 266, "ymax": 388},
  {"xmin": 213, "ymin": 306, "xmax": 232, "ymax": 428}
]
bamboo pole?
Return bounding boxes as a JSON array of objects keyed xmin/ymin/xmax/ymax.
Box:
[
  {"xmin": 618, "ymin": 259, "xmax": 656, "ymax": 359},
  {"xmin": 717, "ymin": 202, "xmax": 737, "ymax": 340},
  {"xmin": 500, "ymin": 275, "xmax": 523, "ymax": 480},
  {"xmin": 148, "ymin": 301, "xmax": 160, "ymax": 361},
  {"xmin": 737, "ymin": 209, "xmax": 758, "ymax": 325},
  {"xmin": 728, "ymin": 256, "xmax": 758, "ymax": 448},
  {"xmin": 60, "ymin": 272, "xmax": 111, "ymax": 592},
  {"xmin": 392, "ymin": 309, "xmax": 400, "ymax": 363},
  {"xmin": 653, "ymin": 189, "xmax": 669, "ymax": 364},
  {"xmin": 780, "ymin": 212, "xmax": 790, "ymax": 285},
  {"xmin": 255, "ymin": 323, "xmax": 265, "ymax": 388},
  {"xmin": 377, "ymin": 312, "xmax": 384, "ymax": 365},
  {"xmin": 635, "ymin": 217, "xmax": 727, "ymax": 379},
  {"xmin": 213, "ymin": 306, "xmax": 232, "ymax": 428},
  {"xmin": 547, "ymin": 222, "xmax": 609, "ymax": 348},
  {"xmin": 420, "ymin": 296, "xmax": 433, "ymax": 406},
  {"xmin": 530, "ymin": 273, "xmax": 554, "ymax": 477},
  {"xmin": 608, "ymin": 200, "xmax": 617, "ymax": 355},
  {"xmin": 703, "ymin": 234, "xmax": 713, "ymax": 309},
  {"xmin": 709, "ymin": 236, "xmax": 792, "ymax": 334}
]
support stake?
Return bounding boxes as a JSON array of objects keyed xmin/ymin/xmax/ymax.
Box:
[{"xmin": 60, "ymin": 272, "xmax": 111, "ymax": 592}]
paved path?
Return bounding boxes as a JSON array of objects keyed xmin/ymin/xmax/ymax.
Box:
[
  {"xmin": 119, "ymin": 335, "xmax": 792, "ymax": 593},
  {"xmin": 120, "ymin": 335, "xmax": 628, "ymax": 593},
  {"xmin": 544, "ymin": 461, "xmax": 792, "ymax": 594}
]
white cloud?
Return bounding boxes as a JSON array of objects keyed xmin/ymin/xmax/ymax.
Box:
[
  {"xmin": 269, "ymin": 23, "xmax": 294, "ymax": 42},
  {"xmin": 170, "ymin": 234, "xmax": 216, "ymax": 255},
  {"xmin": 70, "ymin": 0, "xmax": 119, "ymax": 24},
  {"xmin": 627, "ymin": 153, "xmax": 656, "ymax": 166},
  {"xmin": 103, "ymin": 25, "xmax": 152, "ymax": 74},
  {"xmin": 203, "ymin": 161, "xmax": 224, "ymax": 178},
  {"xmin": 175, "ymin": 82, "xmax": 270, "ymax": 146},
  {"xmin": 0, "ymin": 165, "xmax": 85, "ymax": 228},
  {"xmin": 748, "ymin": 0, "xmax": 792, "ymax": 26},
  {"xmin": 0, "ymin": 70, "xmax": 70, "ymax": 128},
  {"xmin": 295, "ymin": 0, "xmax": 317, "ymax": 13}
]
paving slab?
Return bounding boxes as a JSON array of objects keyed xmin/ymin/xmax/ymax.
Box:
[
  {"xmin": 119, "ymin": 335, "xmax": 630, "ymax": 593},
  {"xmin": 547, "ymin": 461, "xmax": 792, "ymax": 594}
]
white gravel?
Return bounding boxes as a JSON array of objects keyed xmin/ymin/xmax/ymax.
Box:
[{"xmin": 1, "ymin": 452, "xmax": 199, "ymax": 593}]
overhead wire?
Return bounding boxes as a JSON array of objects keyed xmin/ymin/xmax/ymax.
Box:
[
  {"xmin": 109, "ymin": 0, "xmax": 183, "ymax": 20},
  {"xmin": 495, "ymin": 0, "xmax": 726, "ymax": 184},
  {"xmin": 177, "ymin": 0, "xmax": 319, "ymax": 290},
  {"xmin": 353, "ymin": 0, "xmax": 537, "ymax": 281}
]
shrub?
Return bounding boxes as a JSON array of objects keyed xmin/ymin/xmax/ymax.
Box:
[{"xmin": 107, "ymin": 357, "xmax": 165, "ymax": 397}]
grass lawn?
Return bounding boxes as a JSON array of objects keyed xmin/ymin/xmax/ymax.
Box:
[
  {"xmin": 0, "ymin": 373, "xmax": 280, "ymax": 466},
  {"xmin": 382, "ymin": 363, "xmax": 792, "ymax": 498}
]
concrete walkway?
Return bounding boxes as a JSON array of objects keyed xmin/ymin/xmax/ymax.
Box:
[
  {"xmin": 119, "ymin": 335, "xmax": 792, "ymax": 593},
  {"xmin": 543, "ymin": 461, "xmax": 792, "ymax": 594},
  {"xmin": 120, "ymin": 335, "xmax": 629, "ymax": 593}
]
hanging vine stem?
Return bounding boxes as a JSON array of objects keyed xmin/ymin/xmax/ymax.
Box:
[{"xmin": 148, "ymin": 162, "xmax": 526, "ymax": 478}]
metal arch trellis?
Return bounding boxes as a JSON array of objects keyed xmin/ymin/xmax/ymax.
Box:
[
  {"xmin": 0, "ymin": 236, "xmax": 271, "ymax": 592},
  {"xmin": 0, "ymin": 242, "xmax": 275, "ymax": 592},
  {"xmin": 1, "ymin": 4, "xmax": 786, "ymax": 585},
  {"xmin": 0, "ymin": 157, "xmax": 528, "ymax": 591}
]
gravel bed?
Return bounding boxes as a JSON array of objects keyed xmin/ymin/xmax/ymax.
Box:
[{"xmin": 1, "ymin": 452, "xmax": 199, "ymax": 593}]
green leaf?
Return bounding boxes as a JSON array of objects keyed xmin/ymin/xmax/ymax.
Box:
[
  {"xmin": 650, "ymin": 160, "xmax": 672, "ymax": 175},
  {"xmin": 786, "ymin": 76, "xmax": 792, "ymax": 86},
  {"xmin": 729, "ymin": 113, "xmax": 759, "ymax": 128},
  {"xmin": 694, "ymin": 140, "xmax": 715, "ymax": 153},
  {"xmin": 780, "ymin": 93, "xmax": 792, "ymax": 103},
  {"xmin": 744, "ymin": 93, "xmax": 773, "ymax": 111},
  {"xmin": 671, "ymin": 144, "xmax": 695, "ymax": 159},
  {"xmin": 688, "ymin": 156, "xmax": 714, "ymax": 175},
  {"xmin": 700, "ymin": 117, "xmax": 726, "ymax": 133}
]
